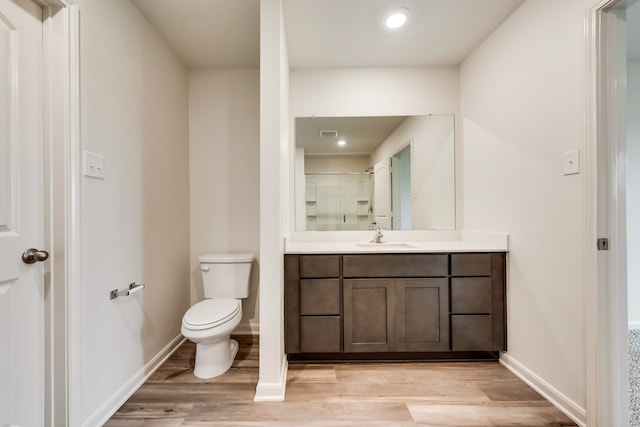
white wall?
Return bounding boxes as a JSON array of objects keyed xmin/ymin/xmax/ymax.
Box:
[
  {"xmin": 78, "ymin": 0, "xmax": 190, "ymax": 424},
  {"xmin": 460, "ymin": 0, "xmax": 586, "ymax": 421},
  {"xmin": 628, "ymin": 61, "xmax": 640, "ymax": 328},
  {"xmin": 290, "ymin": 68, "xmax": 459, "ymax": 117},
  {"xmin": 188, "ymin": 69, "xmax": 260, "ymax": 333}
]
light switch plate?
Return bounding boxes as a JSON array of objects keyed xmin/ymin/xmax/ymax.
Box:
[
  {"xmin": 564, "ymin": 149, "xmax": 580, "ymax": 175},
  {"xmin": 83, "ymin": 151, "xmax": 105, "ymax": 179}
]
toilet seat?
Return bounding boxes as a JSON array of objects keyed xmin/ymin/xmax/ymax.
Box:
[{"xmin": 182, "ymin": 299, "xmax": 240, "ymax": 330}]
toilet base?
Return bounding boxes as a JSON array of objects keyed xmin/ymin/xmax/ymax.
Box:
[{"xmin": 193, "ymin": 338, "xmax": 239, "ymax": 379}]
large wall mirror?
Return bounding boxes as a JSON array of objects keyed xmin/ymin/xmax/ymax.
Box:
[{"xmin": 294, "ymin": 114, "xmax": 455, "ymax": 231}]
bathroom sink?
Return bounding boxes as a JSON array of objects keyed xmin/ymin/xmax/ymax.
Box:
[{"xmin": 356, "ymin": 242, "xmax": 416, "ymax": 249}]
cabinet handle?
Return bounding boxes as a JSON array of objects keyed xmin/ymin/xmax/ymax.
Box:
[{"xmin": 343, "ymin": 214, "xmax": 346, "ymax": 223}]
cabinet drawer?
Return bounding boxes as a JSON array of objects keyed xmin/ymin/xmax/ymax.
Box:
[
  {"xmin": 300, "ymin": 279, "xmax": 341, "ymax": 315},
  {"xmin": 451, "ymin": 278, "xmax": 492, "ymax": 314},
  {"xmin": 300, "ymin": 317, "xmax": 341, "ymax": 353},
  {"xmin": 300, "ymin": 255, "xmax": 340, "ymax": 278},
  {"xmin": 451, "ymin": 315, "xmax": 493, "ymax": 351},
  {"xmin": 451, "ymin": 254, "xmax": 492, "ymax": 276},
  {"xmin": 343, "ymin": 254, "xmax": 447, "ymax": 278}
]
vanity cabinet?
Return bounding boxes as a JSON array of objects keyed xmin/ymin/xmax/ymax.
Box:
[
  {"xmin": 343, "ymin": 278, "xmax": 449, "ymax": 352},
  {"xmin": 285, "ymin": 255, "xmax": 342, "ymax": 353},
  {"xmin": 342, "ymin": 253, "xmax": 450, "ymax": 353},
  {"xmin": 450, "ymin": 253, "xmax": 506, "ymax": 352},
  {"xmin": 285, "ymin": 252, "xmax": 506, "ymax": 360}
]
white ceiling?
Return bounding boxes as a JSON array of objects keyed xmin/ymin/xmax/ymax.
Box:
[
  {"xmin": 283, "ymin": 0, "xmax": 524, "ymax": 68},
  {"xmin": 296, "ymin": 116, "xmax": 409, "ymax": 156},
  {"xmin": 132, "ymin": 0, "xmax": 525, "ymax": 69},
  {"xmin": 131, "ymin": 0, "xmax": 260, "ymax": 68}
]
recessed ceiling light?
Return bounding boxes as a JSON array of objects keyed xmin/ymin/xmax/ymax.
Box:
[
  {"xmin": 385, "ymin": 8, "xmax": 410, "ymax": 29},
  {"xmin": 337, "ymin": 140, "xmax": 346, "ymax": 146}
]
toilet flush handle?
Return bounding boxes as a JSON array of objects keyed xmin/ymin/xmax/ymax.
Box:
[{"xmin": 200, "ymin": 265, "xmax": 211, "ymax": 272}]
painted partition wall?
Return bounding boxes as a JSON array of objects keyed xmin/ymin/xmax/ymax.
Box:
[
  {"xmin": 628, "ymin": 61, "xmax": 640, "ymax": 328},
  {"xmin": 78, "ymin": 0, "xmax": 190, "ymax": 424},
  {"xmin": 256, "ymin": 0, "xmax": 289, "ymax": 401},
  {"xmin": 460, "ymin": 0, "xmax": 586, "ymax": 423}
]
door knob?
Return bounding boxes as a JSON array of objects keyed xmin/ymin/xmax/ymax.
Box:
[{"xmin": 22, "ymin": 248, "xmax": 49, "ymax": 264}]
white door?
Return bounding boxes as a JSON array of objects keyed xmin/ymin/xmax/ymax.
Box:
[
  {"xmin": 0, "ymin": 0, "xmax": 45, "ymax": 426},
  {"xmin": 373, "ymin": 159, "xmax": 391, "ymax": 229}
]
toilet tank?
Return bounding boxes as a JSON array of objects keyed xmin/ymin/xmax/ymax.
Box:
[{"xmin": 199, "ymin": 253, "xmax": 254, "ymax": 299}]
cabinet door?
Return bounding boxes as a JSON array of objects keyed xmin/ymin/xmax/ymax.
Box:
[
  {"xmin": 300, "ymin": 317, "xmax": 341, "ymax": 353},
  {"xmin": 396, "ymin": 279, "xmax": 450, "ymax": 351},
  {"xmin": 451, "ymin": 315, "xmax": 493, "ymax": 351},
  {"xmin": 344, "ymin": 279, "xmax": 396, "ymax": 352}
]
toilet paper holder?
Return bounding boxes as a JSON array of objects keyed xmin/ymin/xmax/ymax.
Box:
[{"xmin": 110, "ymin": 282, "xmax": 145, "ymax": 300}]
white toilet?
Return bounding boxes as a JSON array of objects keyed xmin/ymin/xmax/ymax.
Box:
[{"xmin": 181, "ymin": 253, "xmax": 253, "ymax": 379}]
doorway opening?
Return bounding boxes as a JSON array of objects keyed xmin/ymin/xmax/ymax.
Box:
[
  {"xmin": 390, "ymin": 143, "xmax": 412, "ymax": 230},
  {"xmin": 590, "ymin": 0, "xmax": 640, "ymax": 425},
  {"xmin": 625, "ymin": 2, "xmax": 640, "ymax": 425}
]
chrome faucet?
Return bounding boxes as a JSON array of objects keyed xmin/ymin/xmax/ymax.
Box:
[{"xmin": 370, "ymin": 227, "xmax": 384, "ymax": 244}]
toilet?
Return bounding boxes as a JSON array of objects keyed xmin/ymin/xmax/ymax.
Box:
[{"xmin": 181, "ymin": 253, "xmax": 253, "ymax": 379}]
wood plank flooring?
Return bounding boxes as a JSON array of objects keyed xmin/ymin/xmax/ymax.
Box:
[{"xmin": 105, "ymin": 336, "xmax": 578, "ymax": 427}]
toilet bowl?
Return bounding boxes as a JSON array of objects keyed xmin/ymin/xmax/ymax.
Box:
[
  {"xmin": 181, "ymin": 253, "xmax": 253, "ymax": 379},
  {"xmin": 181, "ymin": 298, "xmax": 243, "ymax": 378}
]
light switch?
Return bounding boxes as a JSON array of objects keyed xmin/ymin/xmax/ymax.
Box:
[
  {"xmin": 83, "ymin": 151, "xmax": 105, "ymax": 179},
  {"xmin": 564, "ymin": 149, "xmax": 580, "ymax": 175}
]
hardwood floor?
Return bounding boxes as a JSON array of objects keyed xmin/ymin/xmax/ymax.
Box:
[{"xmin": 105, "ymin": 336, "xmax": 577, "ymax": 426}]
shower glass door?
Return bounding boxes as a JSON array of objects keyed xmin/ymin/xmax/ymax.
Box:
[{"xmin": 305, "ymin": 174, "xmax": 373, "ymax": 231}]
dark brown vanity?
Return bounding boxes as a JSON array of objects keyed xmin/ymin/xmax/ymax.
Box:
[{"xmin": 285, "ymin": 252, "xmax": 506, "ymax": 361}]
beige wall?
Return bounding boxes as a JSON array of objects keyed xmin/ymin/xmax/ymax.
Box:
[
  {"xmin": 188, "ymin": 69, "xmax": 260, "ymax": 333},
  {"xmin": 290, "ymin": 67, "xmax": 459, "ymax": 117},
  {"xmin": 461, "ymin": 0, "xmax": 586, "ymax": 421},
  {"xmin": 304, "ymin": 156, "xmax": 370, "ymax": 174},
  {"xmin": 78, "ymin": 0, "xmax": 190, "ymax": 423}
]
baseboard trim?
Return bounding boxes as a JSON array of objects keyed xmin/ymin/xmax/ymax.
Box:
[
  {"xmin": 253, "ymin": 358, "xmax": 288, "ymax": 402},
  {"xmin": 629, "ymin": 321, "xmax": 640, "ymax": 330},
  {"xmin": 82, "ymin": 334, "xmax": 185, "ymax": 427},
  {"xmin": 499, "ymin": 353, "xmax": 586, "ymax": 427}
]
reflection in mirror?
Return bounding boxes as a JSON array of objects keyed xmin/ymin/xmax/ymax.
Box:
[
  {"xmin": 294, "ymin": 115, "xmax": 455, "ymax": 231},
  {"xmin": 391, "ymin": 144, "xmax": 412, "ymax": 230}
]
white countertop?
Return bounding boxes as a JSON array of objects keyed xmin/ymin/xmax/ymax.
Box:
[{"xmin": 284, "ymin": 230, "xmax": 509, "ymax": 254}]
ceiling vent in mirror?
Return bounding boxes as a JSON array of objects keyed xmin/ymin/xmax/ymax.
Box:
[{"xmin": 319, "ymin": 130, "xmax": 339, "ymax": 138}]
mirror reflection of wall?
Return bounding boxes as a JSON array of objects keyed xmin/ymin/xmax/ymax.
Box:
[{"xmin": 294, "ymin": 114, "xmax": 455, "ymax": 231}]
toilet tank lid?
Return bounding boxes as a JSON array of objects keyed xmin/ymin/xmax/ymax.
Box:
[{"xmin": 199, "ymin": 253, "xmax": 254, "ymax": 263}]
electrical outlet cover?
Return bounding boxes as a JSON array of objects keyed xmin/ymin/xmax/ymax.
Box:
[
  {"xmin": 564, "ymin": 149, "xmax": 580, "ymax": 175},
  {"xmin": 82, "ymin": 151, "xmax": 105, "ymax": 179}
]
